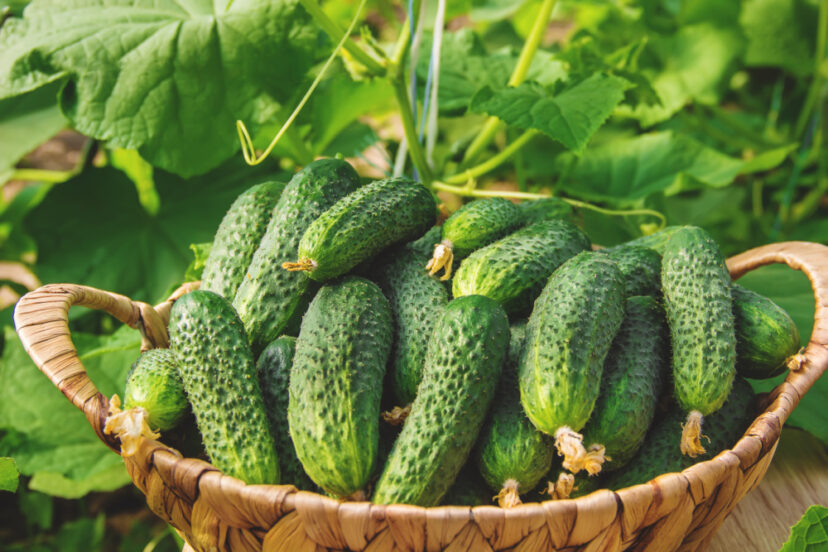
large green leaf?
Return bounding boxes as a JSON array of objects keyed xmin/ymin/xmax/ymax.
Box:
[
  {"xmin": 780, "ymin": 506, "xmax": 828, "ymax": 552},
  {"xmin": 470, "ymin": 73, "xmax": 630, "ymax": 152},
  {"xmin": 556, "ymin": 131, "xmax": 745, "ymax": 204},
  {"xmin": 0, "ymin": 325, "xmax": 140, "ymax": 496},
  {"xmin": 0, "ymin": 0, "xmax": 316, "ymax": 176},
  {"xmin": 23, "ymin": 160, "xmax": 280, "ymax": 305},
  {"xmin": 618, "ymin": 24, "xmax": 743, "ymax": 126},
  {"xmin": 0, "ymin": 81, "xmax": 65, "ymax": 181},
  {"xmin": 740, "ymin": 0, "xmax": 817, "ymax": 76}
]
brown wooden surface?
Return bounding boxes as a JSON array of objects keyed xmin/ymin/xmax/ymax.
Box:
[{"xmin": 709, "ymin": 428, "xmax": 828, "ymax": 552}]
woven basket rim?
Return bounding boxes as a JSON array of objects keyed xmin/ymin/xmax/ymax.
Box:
[{"xmin": 10, "ymin": 240, "xmax": 828, "ymax": 551}]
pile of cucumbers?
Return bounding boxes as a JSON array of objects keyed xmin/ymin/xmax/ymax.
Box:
[{"xmin": 121, "ymin": 158, "xmax": 801, "ymax": 507}]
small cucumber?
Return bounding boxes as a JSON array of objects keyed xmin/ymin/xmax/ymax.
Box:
[
  {"xmin": 377, "ymin": 248, "xmax": 450, "ymax": 406},
  {"xmin": 200, "ymin": 180, "xmax": 284, "ymax": 299},
  {"xmin": 519, "ymin": 251, "xmax": 625, "ymax": 475},
  {"xmin": 123, "ymin": 349, "xmax": 188, "ymax": 432},
  {"xmin": 732, "ymin": 284, "xmax": 801, "ymax": 379},
  {"xmin": 600, "ymin": 246, "xmax": 662, "ymax": 297},
  {"xmin": 607, "ymin": 377, "xmax": 755, "ymax": 490},
  {"xmin": 426, "ymin": 198, "xmax": 522, "ymax": 280},
  {"xmin": 661, "ymin": 226, "xmax": 736, "ymax": 457},
  {"xmin": 233, "ymin": 159, "xmax": 362, "ymax": 352},
  {"xmin": 580, "ymin": 296, "xmax": 669, "ymax": 473},
  {"xmin": 284, "ymin": 178, "xmax": 437, "ymax": 281},
  {"xmin": 372, "ymin": 295, "xmax": 509, "ymax": 506},
  {"xmin": 169, "ymin": 290, "xmax": 278, "ymax": 485},
  {"xmin": 288, "ymin": 277, "xmax": 392, "ymax": 498},
  {"xmin": 453, "ymin": 219, "xmax": 591, "ymax": 316},
  {"xmin": 257, "ymin": 336, "xmax": 315, "ymax": 491},
  {"xmin": 518, "ymin": 197, "xmax": 574, "ymax": 224},
  {"xmin": 476, "ymin": 322, "xmax": 554, "ymax": 507},
  {"xmin": 406, "ymin": 225, "xmax": 443, "ymax": 259}
]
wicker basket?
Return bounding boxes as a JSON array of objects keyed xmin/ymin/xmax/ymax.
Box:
[{"xmin": 12, "ymin": 241, "xmax": 828, "ymax": 552}]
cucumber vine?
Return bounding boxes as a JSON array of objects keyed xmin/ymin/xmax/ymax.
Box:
[{"xmin": 236, "ymin": 0, "xmax": 667, "ymax": 231}]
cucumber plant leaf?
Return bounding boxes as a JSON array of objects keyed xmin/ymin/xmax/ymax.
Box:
[
  {"xmin": 0, "ymin": 0, "xmax": 316, "ymax": 177},
  {"xmin": 0, "ymin": 456, "xmax": 19, "ymax": 492},
  {"xmin": 0, "ymin": 325, "xmax": 139, "ymax": 497},
  {"xmin": 740, "ymin": 0, "xmax": 817, "ymax": 77},
  {"xmin": 780, "ymin": 506, "xmax": 828, "ymax": 552},
  {"xmin": 23, "ymin": 159, "xmax": 281, "ymax": 305},
  {"xmin": 470, "ymin": 73, "xmax": 630, "ymax": 152},
  {"xmin": 0, "ymin": 82, "xmax": 66, "ymax": 182}
]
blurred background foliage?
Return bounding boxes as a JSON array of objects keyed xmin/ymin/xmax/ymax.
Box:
[{"xmin": 0, "ymin": 0, "xmax": 825, "ymax": 548}]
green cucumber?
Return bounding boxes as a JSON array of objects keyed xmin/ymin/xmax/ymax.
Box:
[
  {"xmin": 607, "ymin": 377, "xmax": 755, "ymax": 490},
  {"xmin": 284, "ymin": 178, "xmax": 437, "ymax": 281},
  {"xmin": 600, "ymin": 246, "xmax": 662, "ymax": 297},
  {"xmin": 233, "ymin": 159, "xmax": 362, "ymax": 352},
  {"xmin": 200, "ymin": 180, "xmax": 284, "ymax": 299},
  {"xmin": 580, "ymin": 296, "xmax": 669, "ymax": 472},
  {"xmin": 169, "ymin": 290, "xmax": 278, "ymax": 485},
  {"xmin": 406, "ymin": 225, "xmax": 443, "ymax": 258},
  {"xmin": 372, "ymin": 295, "xmax": 509, "ymax": 506},
  {"xmin": 519, "ymin": 251, "xmax": 625, "ymax": 475},
  {"xmin": 518, "ymin": 197, "xmax": 574, "ymax": 224},
  {"xmin": 661, "ymin": 226, "xmax": 736, "ymax": 457},
  {"xmin": 377, "ymin": 248, "xmax": 450, "ymax": 406},
  {"xmin": 426, "ymin": 198, "xmax": 522, "ymax": 280},
  {"xmin": 732, "ymin": 284, "xmax": 801, "ymax": 379},
  {"xmin": 453, "ymin": 219, "xmax": 591, "ymax": 316},
  {"xmin": 257, "ymin": 336, "xmax": 315, "ymax": 491},
  {"xmin": 123, "ymin": 349, "xmax": 188, "ymax": 432},
  {"xmin": 288, "ymin": 277, "xmax": 392, "ymax": 498},
  {"xmin": 476, "ymin": 321, "xmax": 554, "ymax": 507}
]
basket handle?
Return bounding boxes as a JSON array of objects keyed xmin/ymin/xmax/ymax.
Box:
[
  {"xmin": 11, "ymin": 242, "xmax": 828, "ymax": 450},
  {"xmin": 12, "ymin": 282, "xmax": 198, "ymax": 448}
]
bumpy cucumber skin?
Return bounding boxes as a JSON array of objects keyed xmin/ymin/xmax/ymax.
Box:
[
  {"xmin": 124, "ymin": 349, "xmax": 188, "ymax": 431},
  {"xmin": 297, "ymin": 178, "xmax": 437, "ymax": 281},
  {"xmin": 477, "ymin": 322, "xmax": 554, "ymax": 496},
  {"xmin": 607, "ymin": 377, "xmax": 755, "ymax": 490},
  {"xmin": 732, "ymin": 284, "xmax": 801, "ymax": 379},
  {"xmin": 169, "ymin": 291, "xmax": 278, "ymax": 485},
  {"xmin": 518, "ymin": 198, "xmax": 574, "ymax": 224},
  {"xmin": 580, "ymin": 296, "xmax": 669, "ymax": 471},
  {"xmin": 201, "ymin": 180, "xmax": 284, "ymax": 299},
  {"xmin": 233, "ymin": 159, "xmax": 361, "ymax": 352},
  {"xmin": 611, "ymin": 226, "xmax": 685, "ymax": 254},
  {"xmin": 257, "ymin": 337, "xmax": 315, "ymax": 491},
  {"xmin": 662, "ymin": 227, "xmax": 736, "ymax": 416},
  {"xmin": 377, "ymin": 248, "xmax": 450, "ymax": 405},
  {"xmin": 519, "ymin": 252, "xmax": 626, "ymax": 435},
  {"xmin": 601, "ymin": 246, "xmax": 662, "ymax": 297},
  {"xmin": 288, "ymin": 277, "xmax": 392, "ymax": 497},
  {"xmin": 453, "ymin": 220, "xmax": 591, "ymax": 316},
  {"xmin": 441, "ymin": 198, "xmax": 523, "ymax": 258},
  {"xmin": 372, "ymin": 295, "xmax": 509, "ymax": 506}
]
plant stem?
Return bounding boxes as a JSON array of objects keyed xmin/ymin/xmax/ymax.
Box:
[
  {"xmin": 460, "ymin": 0, "xmax": 557, "ymax": 166},
  {"xmin": 431, "ymin": 181, "xmax": 667, "ymax": 227},
  {"xmin": 9, "ymin": 168, "xmax": 76, "ymax": 183},
  {"xmin": 392, "ymin": 77, "xmax": 433, "ymax": 185},
  {"xmin": 443, "ymin": 130, "xmax": 538, "ymax": 185},
  {"xmin": 297, "ymin": 0, "xmax": 385, "ymax": 76},
  {"xmin": 794, "ymin": 0, "xmax": 827, "ymax": 137}
]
